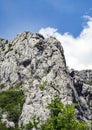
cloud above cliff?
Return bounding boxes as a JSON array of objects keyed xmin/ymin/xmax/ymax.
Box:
[{"xmin": 39, "ymin": 16, "xmax": 92, "ymax": 70}]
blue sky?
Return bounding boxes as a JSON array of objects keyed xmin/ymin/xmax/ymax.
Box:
[
  {"xmin": 1, "ymin": 0, "xmax": 92, "ymax": 70},
  {"xmin": 0, "ymin": 0, "xmax": 92, "ymax": 39}
]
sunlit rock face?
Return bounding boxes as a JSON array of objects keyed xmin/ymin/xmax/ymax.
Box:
[{"xmin": 0, "ymin": 32, "xmax": 92, "ymax": 126}]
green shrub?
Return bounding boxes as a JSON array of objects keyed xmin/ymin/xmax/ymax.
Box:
[
  {"xmin": 0, "ymin": 84, "xmax": 5, "ymax": 89},
  {"xmin": 0, "ymin": 89, "xmax": 25, "ymax": 124},
  {"xmin": 39, "ymin": 81, "xmax": 47, "ymax": 90},
  {"xmin": 0, "ymin": 83, "xmax": 91, "ymax": 130},
  {"xmin": 25, "ymin": 116, "xmax": 40, "ymax": 130},
  {"xmin": 25, "ymin": 95, "xmax": 90, "ymax": 130},
  {"xmin": 0, "ymin": 121, "xmax": 8, "ymax": 130},
  {"xmin": 26, "ymin": 122, "xmax": 34, "ymax": 130},
  {"xmin": 10, "ymin": 82, "xmax": 22, "ymax": 90},
  {"xmin": 41, "ymin": 95, "xmax": 89, "ymax": 130},
  {"xmin": 0, "ymin": 121, "xmax": 19, "ymax": 130}
]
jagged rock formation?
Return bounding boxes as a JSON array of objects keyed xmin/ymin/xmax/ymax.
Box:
[
  {"xmin": 74, "ymin": 70, "xmax": 92, "ymax": 84},
  {"xmin": 0, "ymin": 32, "xmax": 92, "ymax": 128}
]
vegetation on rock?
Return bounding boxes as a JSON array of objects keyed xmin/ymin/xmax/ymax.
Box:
[
  {"xmin": 0, "ymin": 83, "xmax": 5, "ymax": 89},
  {"xmin": 40, "ymin": 95, "xmax": 89, "ymax": 130},
  {"xmin": 39, "ymin": 81, "xmax": 47, "ymax": 90},
  {"xmin": 25, "ymin": 95, "xmax": 90, "ymax": 130},
  {"xmin": 0, "ymin": 83, "xmax": 25, "ymax": 129}
]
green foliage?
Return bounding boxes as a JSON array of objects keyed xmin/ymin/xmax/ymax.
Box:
[
  {"xmin": 41, "ymin": 95, "xmax": 89, "ymax": 130},
  {"xmin": 26, "ymin": 116, "xmax": 40, "ymax": 130},
  {"xmin": 39, "ymin": 81, "xmax": 47, "ymax": 90},
  {"xmin": 0, "ymin": 121, "xmax": 19, "ymax": 130},
  {"xmin": 90, "ymin": 121, "xmax": 92, "ymax": 130},
  {"xmin": 25, "ymin": 95, "xmax": 90, "ymax": 130},
  {"xmin": 26, "ymin": 122, "xmax": 34, "ymax": 130},
  {"xmin": 0, "ymin": 83, "xmax": 91, "ymax": 130},
  {"xmin": 0, "ymin": 83, "xmax": 5, "ymax": 89},
  {"xmin": 10, "ymin": 82, "xmax": 22, "ymax": 90},
  {"xmin": 0, "ymin": 89, "xmax": 25, "ymax": 124},
  {"xmin": 0, "ymin": 121, "xmax": 8, "ymax": 130}
]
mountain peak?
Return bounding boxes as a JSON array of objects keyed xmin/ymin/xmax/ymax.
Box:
[{"xmin": 0, "ymin": 32, "xmax": 92, "ymax": 128}]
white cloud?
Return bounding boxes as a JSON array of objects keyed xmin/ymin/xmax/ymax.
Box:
[{"xmin": 39, "ymin": 16, "xmax": 92, "ymax": 70}]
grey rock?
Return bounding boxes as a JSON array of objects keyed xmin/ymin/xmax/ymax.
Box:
[
  {"xmin": 0, "ymin": 32, "xmax": 92, "ymax": 128},
  {"xmin": 1, "ymin": 119, "xmax": 15, "ymax": 128},
  {"xmin": 1, "ymin": 113, "xmax": 15, "ymax": 128},
  {"xmin": 71, "ymin": 69, "xmax": 92, "ymax": 84}
]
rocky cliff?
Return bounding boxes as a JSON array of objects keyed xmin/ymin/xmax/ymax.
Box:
[
  {"xmin": 74, "ymin": 70, "xmax": 92, "ymax": 84},
  {"xmin": 0, "ymin": 32, "xmax": 92, "ymax": 128}
]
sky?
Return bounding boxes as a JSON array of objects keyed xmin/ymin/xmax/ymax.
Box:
[{"xmin": 0, "ymin": 0, "xmax": 92, "ymax": 70}]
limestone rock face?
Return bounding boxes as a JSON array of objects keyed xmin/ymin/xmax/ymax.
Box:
[
  {"xmin": 74, "ymin": 70, "xmax": 92, "ymax": 84},
  {"xmin": 0, "ymin": 32, "xmax": 92, "ymax": 126}
]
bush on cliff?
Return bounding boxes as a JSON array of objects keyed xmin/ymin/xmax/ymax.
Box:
[{"xmin": 40, "ymin": 95, "xmax": 89, "ymax": 130}]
